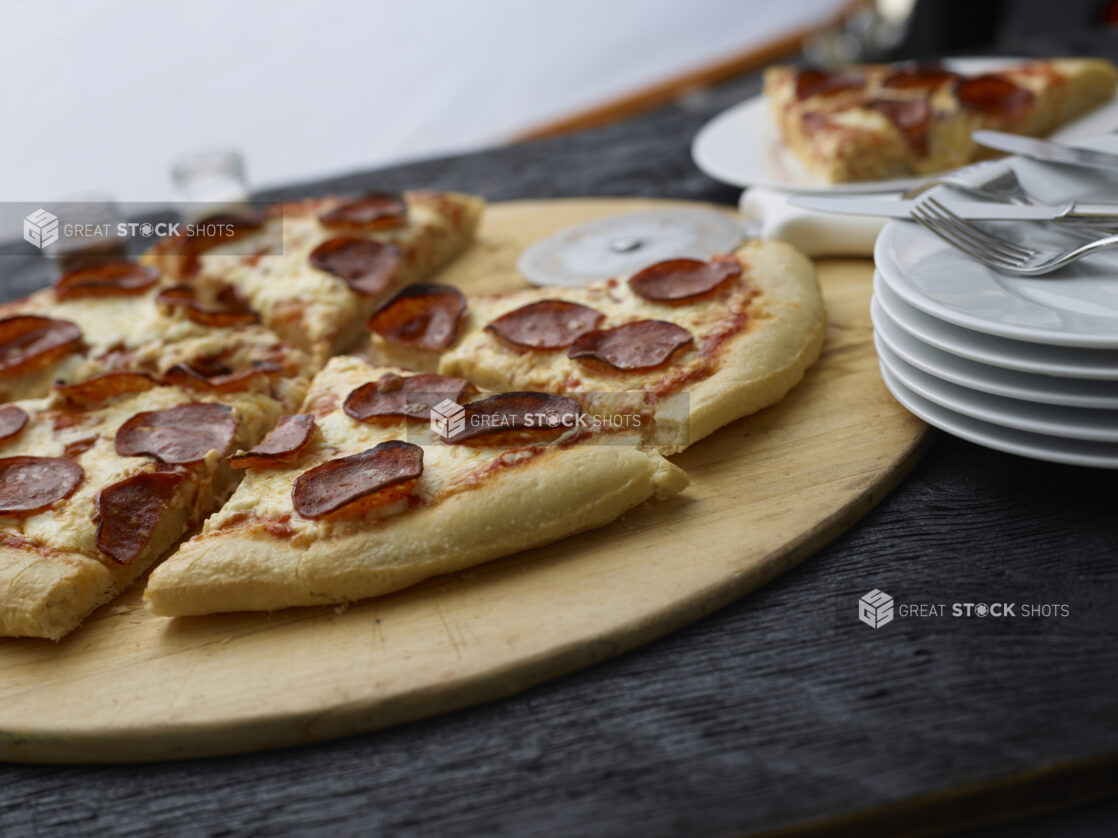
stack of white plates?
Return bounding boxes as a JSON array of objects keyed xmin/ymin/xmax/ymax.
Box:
[{"xmin": 872, "ymin": 151, "xmax": 1118, "ymax": 467}]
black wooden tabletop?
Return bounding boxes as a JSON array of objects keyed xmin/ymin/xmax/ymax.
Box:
[{"xmin": 1, "ymin": 55, "xmax": 1117, "ymax": 838}]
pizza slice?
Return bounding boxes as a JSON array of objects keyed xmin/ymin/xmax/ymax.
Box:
[
  {"xmin": 764, "ymin": 58, "xmax": 1118, "ymax": 183},
  {"xmin": 143, "ymin": 191, "xmax": 485, "ymax": 363},
  {"xmin": 143, "ymin": 355, "xmax": 688, "ymax": 616},
  {"xmin": 0, "ymin": 260, "xmax": 312, "ymax": 411},
  {"xmin": 0, "ymin": 377, "xmax": 283, "ymax": 639},
  {"xmin": 367, "ymin": 241, "xmax": 825, "ymax": 452}
]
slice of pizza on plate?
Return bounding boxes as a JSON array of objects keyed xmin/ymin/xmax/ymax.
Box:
[
  {"xmin": 144, "ymin": 355, "xmax": 688, "ymax": 617},
  {"xmin": 764, "ymin": 58, "xmax": 1118, "ymax": 182},
  {"xmin": 0, "ymin": 377, "xmax": 284, "ymax": 639},
  {"xmin": 143, "ymin": 191, "xmax": 485, "ymax": 364},
  {"xmin": 368, "ymin": 241, "xmax": 824, "ymax": 452},
  {"xmin": 0, "ymin": 260, "xmax": 312, "ymax": 410}
]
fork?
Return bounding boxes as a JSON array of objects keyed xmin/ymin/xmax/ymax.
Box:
[{"xmin": 910, "ymin": 197, "xmax": 1118, "ymax": 276}]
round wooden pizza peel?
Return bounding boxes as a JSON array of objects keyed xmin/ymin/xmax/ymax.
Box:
[{"xmin": 0, "ymin": 198, "xmax": 929, "ymax": 763}]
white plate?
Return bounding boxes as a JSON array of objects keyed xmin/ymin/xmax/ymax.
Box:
[
  {"xmin": 872, "ymin": 296, "xmax": 1118, "ymax": 408},
  {"xmin": 873, "ymin": 275, "xmax": 1118, "ymax": 380},
  {"xmin": 875, "ymin": 134, "xmax": 1118, "ymax": 349},
  {"xmin": 876, "ymin": 337, "xmax": 1118, "ymax": 442},
  {"xmin": 690, "ymin": 58, "xmax": 1118, "ymax": 194},
  {"xmin": 878, "ymin": 363, "xmax": 1118, "ymax": 468}
]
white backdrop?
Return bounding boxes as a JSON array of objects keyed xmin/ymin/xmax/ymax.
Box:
[{"xmin": 0, "ymin": 0, "xmax": 843, "ymax": 203}]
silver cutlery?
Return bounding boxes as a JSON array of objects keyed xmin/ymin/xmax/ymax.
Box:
[
  {"xmin": 910, "ymin": 197, "xmax": 1118, "ymax": 276},
  {"xmin": 902, "ymin": 167, "xmax": 1118, "ymax": 236},
  {"xmin": 790, "ymin": 195, "xmax": 1118, "ymax": 222},
  {"xmin": 973, "ymin": 131, "xmax": 1118, "ymax": 171}
]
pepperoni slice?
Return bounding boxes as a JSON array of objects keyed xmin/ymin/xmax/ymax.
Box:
[
  {"xmin": 0, "ymin": 406, "xmax": 29, "ymax": 445},
  {"xmin": 229, "ymin": 414, "xmax": 316, "ymax": 469},
  {"xmin": 54, "ymin": 262, "xmax": 160, "ymax": 301},
  {"xmin": 0, "ymin": 316, "xmax": 83, "ymax": 378},
  {"xmin": 64, "ymin": 435, "xmax": 99, "ymax": 458},
  {"xmin": 115, "ymin": 403, "xmax": 236, "ymax": 464},
  {"xmin": 568, "ymin": 320, "xmax": 693, "ymax": 372},
  {"xmin": 368, "ymin": 284, "xmax": 466, "ymax": 352},
  {"xmin": 869, "ymin": 98, "xmax": 933, "ymax": 156},
  {"xmin": 95, "ymin": 470, "xmax": 186, "ymax": 564},
  {"xmin": 628, "ymin": 258, "xmax": 741, "ymax": 304},
  {"xmin": 343, "ymin": 373, "xmax": 470, "ymax": 422},
  {"xmin": 318, "ymin": 194, "xmax": 408, "ymax": 231},
  {"xmin": 882, "ymin": 65, "xmax": 959, "ymax": 91},
  {"xmin": 485, "ymin": 301, "xmax": 604, "ymax": 351},
  {"xmin": 161, "ymin": 361, "xmax": 281, "ymax": 393},
  {"xmin": 956, "ymin": 74, "xmax": 1035, "ymax": 123},
  {"xmin": 0, "ymin": 456, "xmax": 84, "ymax": 517},
  {"xmin": 308, "ymin": 237, "xmax": 401, "ymax": 297},
  {"xmin": 795, "ymin": 69, "xmax": 865, "ymax": 100},
  {"xmin": 53, "ymin": 371, "xmax": 157, "ymax": 406},
  {"xmin": 155, "ymin": 284, "xmax": 258, "ymax": 327},
  {"xmin": 291, "ymin": 440, "xmax": 423, "ymax": 519},
  {"xmin": 447, "ymin": 392, "xmax": 582, "ymax": 444}
]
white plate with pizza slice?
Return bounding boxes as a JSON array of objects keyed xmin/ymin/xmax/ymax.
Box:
[{"xmin": 691, "ymin": 57, "xmax": 1118, "ymax": 193}]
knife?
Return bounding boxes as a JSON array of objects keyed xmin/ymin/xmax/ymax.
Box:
[
  {"xmin": 789, "ymin": 195, "xmax": 1118, "ymax": 221},
  {"xmin": 973, "ymin": 130, "xmax": 1118, "ymax": 171}
]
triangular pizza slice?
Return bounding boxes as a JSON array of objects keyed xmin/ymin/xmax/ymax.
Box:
[
  {"xmin": 0, "ymin": 260, "xmax": 312, "ymax": 411},
  {"xmin": 0, "ymin": 377, "xmax": 284, "ymax": 639},
  {"xmin": 144, "ymin": 355, "xmax": 688, "ymax": 617},
  {"xmin": 367, "ymin": 241, "xmax": 825, "ymax": 452},
  {"xmin": 143, "ymin": 191, "xmax": 485, "ymax": 363},
  {"xmin": 764, "ymin": 58, "xmax": 1118, "ymax": 182}
]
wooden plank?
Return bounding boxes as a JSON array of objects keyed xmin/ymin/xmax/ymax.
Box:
[{"xmin": 0, "ymin": 197, "xmax": 927, "ymax": 763}]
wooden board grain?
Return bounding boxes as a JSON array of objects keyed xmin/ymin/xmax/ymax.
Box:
[{"xmin": 0, "ymin": 198, "xmax": 928, "ymax": 763}]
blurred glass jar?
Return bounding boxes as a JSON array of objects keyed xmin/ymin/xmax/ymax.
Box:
[{"xmin": 172, "ymin": 149, "xmax": 250, "ymax": 222}]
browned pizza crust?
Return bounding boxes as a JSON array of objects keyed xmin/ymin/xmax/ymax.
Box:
[
  {"xmin": 145, "ymin": 357, "xmax": 689, "ymax": 616},
  {"xmin": 0, "ymin": 384, "xmax": 281, "ymax": 639},
  {"xmin": 424, "ymin": 241, "xmax": 825, "ymax": 453}
]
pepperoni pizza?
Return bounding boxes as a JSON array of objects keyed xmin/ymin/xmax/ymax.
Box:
[
  {"xmin": 1, "ymin": 190, "xmax": 830, "ymax": 635},
  {"xmin": 0, "ymin": 260, "xmax": 312, "ymax": 410},
  {"xmin": 144, "ymin": 356, "xmax": 688, "ymax": 616},
  {"xmin": 0, "ymin": 376, "xmax": 283, "ymax": 639},
  {"xmin": 368, "ymin": 241, "xmax": 825, "ymax": 452},
  {"xmin": 764, "ymin": 59, "xmax": 1118, "ymax": 182},
  {"xmin": 143, "ymin": 191, "xmax": 485, "ymax": 364}
]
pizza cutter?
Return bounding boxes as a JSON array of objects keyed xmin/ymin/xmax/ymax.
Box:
[{"xmin": 517, "ymin": 208, "xmax": 745, "ymax": 287}]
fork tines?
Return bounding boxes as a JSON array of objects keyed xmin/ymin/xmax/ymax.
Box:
[{"xmin": 910, "ymin": 198, "xmax": 1040, "ymax": 270}]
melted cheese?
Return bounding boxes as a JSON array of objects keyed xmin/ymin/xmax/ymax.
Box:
[
  {"xmin": 193, "ymin": 199, "xmax": 457, "ymax": 350},
  {"xmin": 3, "ymin": 286, "xmax": 310, "ymax": 410},
  {"xmin": 203, "ymin": 356, "xmax": 570, "ymax": 541},
  {"xmin": 438, "ymin": 260, "xmax": 756, "ymax": 398},
  {"xmin": 0, "ymin": 385, "xmax": 281, "ymax": 558}
]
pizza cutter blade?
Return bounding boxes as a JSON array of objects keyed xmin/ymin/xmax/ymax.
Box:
[{"xmin": 517, "ymin": 208, "xmax": 745, "ymax": 287}]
